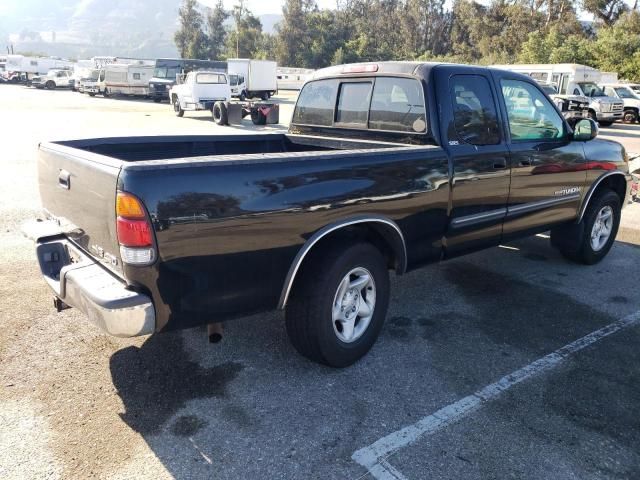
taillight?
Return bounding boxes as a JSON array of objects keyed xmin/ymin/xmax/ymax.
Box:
[{"xmin": 116, "ymin": 192, "xmax": 155, "ymax": 265}]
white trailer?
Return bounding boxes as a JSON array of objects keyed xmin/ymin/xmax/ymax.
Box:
[
  {"xmin": 5, "ymin": 55, "xmax": 73, "ymax": 77},
  {"xmin": 84, "ymin": 62, "xmax": 154, "ymax": 97},
  {"xmin": 493, "ymin": 63, "xmax": 624, "ymax": 125},
  {"xmin": 228, "ymin": 59, "xmax": 277, "ymax": 100},
  {"xmin": 277, "ymin": 67, "xmax": 315, "ymax": 90}
]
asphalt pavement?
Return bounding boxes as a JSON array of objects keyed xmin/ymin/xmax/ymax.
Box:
[{"xmin": 0, "ymin": 85, "xmax": 639, "ymax": 480}]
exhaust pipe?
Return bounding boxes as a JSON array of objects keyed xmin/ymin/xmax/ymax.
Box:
[{"xmin": 207, "ymin": 322, "xmax": 223, "ymax": 343}]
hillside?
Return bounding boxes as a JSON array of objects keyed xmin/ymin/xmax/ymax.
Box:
[{"xmin": 0, "ymin": 0, "xmax": 282, "ymax": 59}]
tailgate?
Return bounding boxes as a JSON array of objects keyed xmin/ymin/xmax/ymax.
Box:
[{"xmin": 38, "ymin": 143, "xmax": 124, "ymax": 275}]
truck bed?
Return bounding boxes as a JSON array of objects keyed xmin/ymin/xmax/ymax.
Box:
[{"xmin": 55, "ymin": 133, "xmax": 403, "ymax": 162}]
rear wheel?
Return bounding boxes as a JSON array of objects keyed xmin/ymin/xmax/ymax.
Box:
[
  {"xmin": 103, "ymin": 88, "xmax": 110, "ymax": 98},
  {"xmin": 212, "ymin": 102, "xmax": 228, "ymax": 125},
  {"xmin": 250, "ymin": 109, "xmax": 267, "ymax": 125},
  {"xmin": 45, "ymin": 80, "xmax": 55, "ymax": 90},
  {"xmin": 285, "ymin": 242, "xmax": 390, "ymax": 367},
  {"xmin": 153, "ymin": 97, "xmax": 162, "ymax": 103},
  {"xmin": 551, "ymin": 190, "xmax": 621, "ymax": 265},
  {"xmin": 261, "ymin": 91, "xmax": 270, "ymax": 101},
  {"xmin": 173, "ymin": 98, "xmax": 184, "ymax": 117},
  {"xmin": 239, "ymin": 91, "xmax": 246, "ymax": 102}
]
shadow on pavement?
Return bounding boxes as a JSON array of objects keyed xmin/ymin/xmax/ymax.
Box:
[{"xmin": 109, "ymin": 331, "xmax": 244, "ymax": 436}]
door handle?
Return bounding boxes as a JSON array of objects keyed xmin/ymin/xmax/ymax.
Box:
[{"xmin": 58, "ymin": 169, "xmax": 70, "ymax": 189}]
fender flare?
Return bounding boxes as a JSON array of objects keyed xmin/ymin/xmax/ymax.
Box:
[
  {"xmin": 577, "ymin": 170, "xmax": 627, "ymax": 223},
  {"xmin": 278, "ymin": 215, "xmax": 407, "ymax": 309}
]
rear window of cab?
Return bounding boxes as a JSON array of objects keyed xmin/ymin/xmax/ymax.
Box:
[{"xmin": 293, "ymin": 76, "xmax": 427, "ymax": 133}]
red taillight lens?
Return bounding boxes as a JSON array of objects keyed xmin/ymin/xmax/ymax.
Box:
[
  {"xmin": 117, "ymin": 217, "xmax": 152, "ymax": 247},
  {"xmin": 342, "ymin": 64, "xmax": 379, "ymax": 74}
]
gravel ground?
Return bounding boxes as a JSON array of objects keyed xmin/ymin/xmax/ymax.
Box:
[{"xmin": 0, "ymin": 85, "xmax": 639, "ymax": 480}]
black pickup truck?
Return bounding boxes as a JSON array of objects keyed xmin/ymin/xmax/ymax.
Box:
[{"xmin": 25, "ymin": 62, "xmax": 632, "ymax": 367}]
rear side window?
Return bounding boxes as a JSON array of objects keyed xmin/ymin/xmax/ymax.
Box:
[
  {"xmin": 369, "ymin": 77, "xmax": 427, "ymax": 132},
  {"xmin": 450, "ymin": 75, "xmax": 500, "ymax": 145},
  {"xmin": 197, "ymin": 73, "xmax": 226, "ymax": 84},
  {"xmin": 293, "ymin": 76, "xmax": 427, "ymax": 133},
  {"xmin": 293, "ymin": 79, "xmax": 338, "ymax": 126},
  {"xmin": 336, "ymin": 82, "xmax": 372, "ymax": 126}
]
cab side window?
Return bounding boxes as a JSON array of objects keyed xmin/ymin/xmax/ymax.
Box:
[
  {"xmin": 450, "ymin": 75, "xmax": 500, "ymax": 145},
  {"xmin": 501, "ymin": 79, "xmax": 565, "ymax": 141}
]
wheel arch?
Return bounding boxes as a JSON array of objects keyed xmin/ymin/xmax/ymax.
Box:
[
  {"xmin": 577, "ymin": 171, "xmax": 627, "ymax": 223},
  {"xmin": 278, "ymin": 216, "xmax": 407, "ymax": 309}
]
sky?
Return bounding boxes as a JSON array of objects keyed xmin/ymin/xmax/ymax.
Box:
[{"xmin": 201, "ymin": 0, "xmax": 338, "ymax": 15}]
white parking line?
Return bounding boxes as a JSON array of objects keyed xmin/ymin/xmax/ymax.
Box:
[{"xmin": 352, "ymin": 310, "xmax": 640, "ymax": 479}]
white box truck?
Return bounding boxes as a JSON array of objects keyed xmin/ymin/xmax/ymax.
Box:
[
  {"xmin": 493, "ymin": 63, "xmax": 624, "ymax": 126},
  {"xmin": 228, "ymin": 59, "xmax": 277, "ymax": 101}
]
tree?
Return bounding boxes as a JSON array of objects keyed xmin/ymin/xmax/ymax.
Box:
[
  {"xmin": 174, "ymin": 0, "xmax": 207, "ymax": 59},
  {"xmin": 226, "ymin": 1, "xmax": 264, "ymax": 58},
  {"xmin": 594, "ymin": 11, "xmax": 640, "ymax": 79},
  {"xmin": 276, "ymin": 0, "xmax": 315, "ymax": 67},
  {"xmin": 205, "ymin": 0, "xmax": 229, "ymax": 60},
  {"xmin": 582, "ymin": 0, "xmax": 628, "ymax": 26}
]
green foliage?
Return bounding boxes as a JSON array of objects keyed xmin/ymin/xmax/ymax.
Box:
[
  {"xmin": 174, "ymin": 0, "xmax": 207, "ymax": 59},
  {"xmin": 170, "ymin": 0, "xmax": 640, "ymax": 83},
  {"xmin": 205, "ymin": 0, "xmax": 229, "ymax": 60},
  {"xmin": 594, "ymin": 11, "xmax": 640, "ymax": 80}
]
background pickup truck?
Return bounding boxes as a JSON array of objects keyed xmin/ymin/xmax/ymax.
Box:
[{"xmin": 26, "ymin": 62, "xmax": 632, "ymax": 367}]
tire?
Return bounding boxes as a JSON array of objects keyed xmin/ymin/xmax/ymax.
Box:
[
  {"xmin": 623, "ymin": 110, "xmax": 638, "ymax": 124},
  {"xmin": 153, "ymin": 97, "xmax": 161, "ymax": 103},
  {"xmin": 239, "ymin": 91, "xmax": 246, "ymax": 102},
  {"xmin": 260, "ymin": 91, "xmax": 270, "ymax": 101},
  {"xmin": 103, "ymin": 88, "xmax": 109, "ymax": 98},
  {"xmin": 88, "ymin": 93, "xmax": 95, "ymax": 97},
  {"xmin": 551, "ymin": 190, "xmax": 621, "ymax": 265},
  {"xmin": 212, "ymin": 102, "xmax": 228, "ymax": 125},
  {"xmin": 598, "ymin": 121, "xmax": 613, "ymax": 127},
  {"xmin": 588, "ymin": 110, "xmax": 597, "ymax": 121},
  {"xmin": 173, "ymin": 98, "xmax": 184, "ymax": 117},
  {"xmin": 45, "ymin": 81, "xmax": 55, "ymax": 90},
  {"xmin": 285, "ymin": 242, "xmax": 390, "ymax": 367},
  {"xmin": 251, "ymin": 109, "xmax": 267, "ymax": 125}
]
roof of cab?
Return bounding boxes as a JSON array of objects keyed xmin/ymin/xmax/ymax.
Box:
[{"xmin": 309, "ymin": 61, "xmax": 531, "ymax": 83}]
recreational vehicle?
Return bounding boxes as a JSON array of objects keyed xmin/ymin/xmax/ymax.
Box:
[
  {"xmin": 276, "ymin": 67, "xmax": 315, "ymax": 90},
  {"xmin": 84, "ymin": 63, "xmax": 154, "ymax": 97},
  {"xmin": 4, "ymin": 55, "xmax": 73, "ymax": 80}
]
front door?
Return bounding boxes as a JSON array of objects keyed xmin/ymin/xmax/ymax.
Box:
[
  {"xmin": 493, "ymin": 73, "xmax": 587, "ymax": 240},
  {"xmin": 440, "ymin": 71, "xmax": 511, "ymax": 256}
]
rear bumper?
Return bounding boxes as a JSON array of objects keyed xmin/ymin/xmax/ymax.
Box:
[{"xmin": 23, "ymin": 221, "xmax": 155, "ymax": 337}]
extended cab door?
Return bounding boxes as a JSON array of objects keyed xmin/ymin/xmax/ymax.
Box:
[
  {"xmin": 437, "ymin": 69, "xmax": 511, "ymax": 255},
  {"xmin": 491, "ymin": 71, "xmax": 587, "ymax": 239}
]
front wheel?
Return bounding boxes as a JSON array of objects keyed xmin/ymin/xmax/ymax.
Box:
[
  {"xmin": 173, "ymin": 98, "xmax": 184, "ymax": 117},
  {"xmin": 623, "ymin": 110, "xmax": 638, "ymax": 124},
  {"xmin": 45, "ymin": 81, "xmax": 55, "ymax": 90},
  {"xmin": 285, "ymin": 242, "xmax": 390, "ymax": 367},
  {"xmin": 239, "ymin": 91, "xmax": 246, "ymax": 102},
  {"xmin": 551, "ymin": 190, "xmax": 621, "ymax": 265}
]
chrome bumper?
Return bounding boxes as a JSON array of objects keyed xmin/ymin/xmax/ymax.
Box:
[{"xmin": 23, "ymin": 220, "xmax": 155, "ymax": 337}]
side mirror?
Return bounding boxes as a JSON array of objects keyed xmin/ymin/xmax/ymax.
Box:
[{"xmin": 573, "ymin": 118, "xmax": 598, "ymax": 141}]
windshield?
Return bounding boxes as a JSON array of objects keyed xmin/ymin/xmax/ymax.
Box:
[
  {"xmin": 615, "ymin": 87, "xmax": 638, "ymax": 99},
  {"xmin": 86, "ymin": 70, "xmax": 99, "ymax": 81},
  {"xmin": 153, "ymin": 66, "xmax": 180, "ymax": 80},
  {"xmin": 630, "ymin": 85, "xmax": 640, "ymax": 95},
  {"xmin": 541, "ymin": 85, "xmax": 557, "ymax": 95},
  {"xmin": 578, "ymin": 82, "xmax": 605, "ymax": 97}
]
